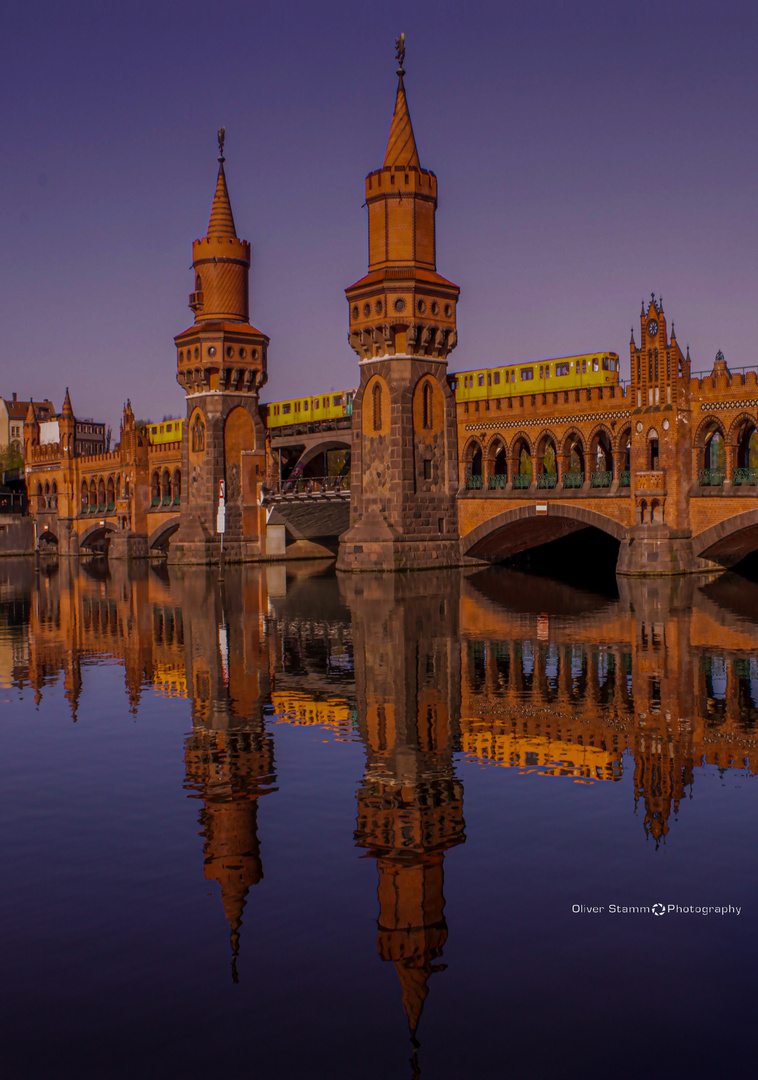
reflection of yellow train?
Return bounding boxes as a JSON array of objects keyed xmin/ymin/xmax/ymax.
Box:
[
  {"xmin": 148, "ymin": 419, "xmax": 184, "ymax": 445},
  {"xmin": 459, "ymin": 722, "xmax": 623, "ymax": 783},
  {"xmin": 270, "ymin": 691, "xmax": 357, "ymax": 738},
  {"xmin": 453, "ymin": 353, "xmax": 620, "ymax": 404},
  {"xmin": 264, "ymin": 390, "xmax": 357, "ymax": 430}
]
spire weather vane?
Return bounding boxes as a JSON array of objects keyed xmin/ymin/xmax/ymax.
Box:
[
  {"xmin": 395, "ymin": 32, "xmax": 405, "ymax": 75},
  {"xmin": 217, "ymin": 126, "xmax": 226, "ymax": 162}
]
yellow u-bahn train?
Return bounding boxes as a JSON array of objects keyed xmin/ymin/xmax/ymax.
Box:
[
  {"xmin": 452, "ymin": 352, "xmax": 620, "ymax": 404},
  {"xmin": 263, "ymin": 353, "xmax": 620, "ymax": 429},
  {"xmin": 147, "ymin": 419, "xmax": 184, "ymax": 445},
  {"xmin": 264, "ymin": 389, "xmax": 357, "ymax": 430}
]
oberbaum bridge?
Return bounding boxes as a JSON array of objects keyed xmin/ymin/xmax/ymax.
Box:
[{"xmin": 18, "ymin": 45, "xmax": 758, "ymax": 578}]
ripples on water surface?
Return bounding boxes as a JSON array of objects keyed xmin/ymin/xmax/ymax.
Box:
[{"xmin": 1, "ymin": 556, "xmax": 757, "ymax": 1079}]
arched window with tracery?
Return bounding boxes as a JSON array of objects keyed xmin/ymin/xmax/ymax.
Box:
[{"xmin": 191, "ymin": 414, "xmax": 206, "ymax": 453}]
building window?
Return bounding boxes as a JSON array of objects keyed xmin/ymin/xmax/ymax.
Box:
[
  {"xmin": 423, "ymin": 459, "xmax": 432, "ymax": 480},
  {"xmin": 372, "ymin": 382, "xmax": 383, "ymax": 432},
  {"xmin": 422, "ymin": 382, "xmax": 433, "ymax": 429}
]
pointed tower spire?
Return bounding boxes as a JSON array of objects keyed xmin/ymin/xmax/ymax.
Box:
[
  {"xmin": 61, "ymin": 387, "xmax": 74, "ymax": 418},
  {"xmin": 384, "ymin": 33, "xmax": 420, "ymax": 169},
  {"xmin": 207, "ymin": 127, "xmax": 237, "ymax": 238}
]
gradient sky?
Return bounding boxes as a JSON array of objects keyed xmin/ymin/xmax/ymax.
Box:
[{"xmin": 4, "ymin": 0, "xmax": 758, "ymax": 433}]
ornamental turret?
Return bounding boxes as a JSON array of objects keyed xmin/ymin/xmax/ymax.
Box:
[{"xmin": 346, "ymin": 35, "xmax": 459, "ymax": 362}]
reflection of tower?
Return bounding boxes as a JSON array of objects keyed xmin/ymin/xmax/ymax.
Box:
[
  {"xmin": 619, "ymin": 576, "xmax": 697, "ymax": 844},
  {"xmin": 171, "ymin": 132, "xmax": 269, "ymax": 564},
  {"xmin": 345, "ymin": 572, "xmax": 465, "ymax": 1043},
  {"xmin": 185, "ymin": 727, "xmax": 276, "ymax": 978},
  {"xmin": 181, "ymin": 565, "xmax": 277, "ymax": 977},
  {"xmin": 337, "ymin": 39, "xmax": 461, "ymax": 572}
]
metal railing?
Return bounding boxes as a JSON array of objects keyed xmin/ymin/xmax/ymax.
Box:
[
  {"xmin": 488, "ymin": 474, "xmax": 507, "ymax": 489},
  {"xmin": 465, "ymin": 475, "xmax": 483, "ymax": 489},
  {"xmin": 536, "ymin": 472, "xmax": 558, "ymax": 489},
  {"xmin": 699, "ymin": 469, "xmax": 725, "ymax": 487},
  {"xmin": 512, "ymin": 473, "xmax": 532, "ymax": 489},
  {"xmin": 733, "ymin": 468, "xmax": 758, "ymax": 485},
  {"xmin": 619, "ymin": 471, "xmax": 631, "ymax": 487},
  {"xmin": 563, "ymin": 471, "xmax": 584, "ymax": 488},
  {"xmin": 0, "ymin": 492, "xmax": 27, "ymax": 514},
  {"xmin": 274, "ymin": 475, "xmax": 350, "ymax": 496},
  {"xmin": 590, "ymin": 470, "xmax": 613, "ymax": 488}
]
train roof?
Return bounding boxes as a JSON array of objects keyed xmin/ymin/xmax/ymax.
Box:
[{"xmin": 452, "ymin": 352, "xmax": 618, "ymax": 375}]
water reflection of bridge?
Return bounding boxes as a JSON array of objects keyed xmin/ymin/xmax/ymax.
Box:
[{"xmin": 4, "ymin": 558, "xmax": 758, "ymax": 1040}]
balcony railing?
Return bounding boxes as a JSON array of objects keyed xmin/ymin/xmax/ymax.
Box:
[
  {"xmin": 465, "ymin": 475, "xmax": 483, "ymax": 490},
  {"xmin": 274, "ymin": 475, "xmax": 351, "ymax": 497},
  {"xmin": 0, "ymin": 492, "xmax": 27, "ymax": 514},
  {"xmin": 590, "ymin": 470, "xmax": 613, "ymax": 488},
  {"xmin": 619, "ymin": 471, "xmax": 631, "ymax": 487},
  {"xmin": 488, "ymin": 474, "xmax": 507, "ymax": 489},
  {"xmin": 699, "ymin": 469, "xmax": 725, "ymax": 487},
  {"xmin": 512, "ymin": 473, "xmax": 532, "ymax": 489},
  {"xmin": 563, "ymin": 471, "xmax": 584, "ymax": 488},
  {"xmin": 733, "ymin": 468, "xmax": 758, "ymax": 485},
  {"xmin": 536, "ymin": 472, "xmax": 557, "ymax": 489}
]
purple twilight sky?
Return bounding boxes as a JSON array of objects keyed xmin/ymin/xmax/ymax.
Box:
[{"xmin": 4, "ymin": 0, "xmax": 757, "ymax": 433}]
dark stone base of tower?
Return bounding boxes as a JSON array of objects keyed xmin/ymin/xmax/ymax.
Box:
[{"xmin": 336, "ymin": 357, "xmax": 463, "ymax": 573}]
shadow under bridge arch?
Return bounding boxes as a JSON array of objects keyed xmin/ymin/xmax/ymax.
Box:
[
  {"xmin": 462, "ymin": 504, "xmax": 627, "ymax": 562},
  {"xmin": 694, "ymin": 509, "xmax": 758, "ymax": 569},
  {"xmin": 148, "ymin": 516, "xmax": 181, "ymax": 553}
]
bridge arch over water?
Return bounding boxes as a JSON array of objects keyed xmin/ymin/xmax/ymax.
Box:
[
  {"xmin": 79, "ymin": 521, "xmax": 117, "ymax": 552},
  {"xmin": 694, "ymin": 509, "xmax": 758, "ymax": 568},
  {"xmin": 148, "ymin": 517, "xmax": 181, "ymax": 553},
  {"xmin": 462, "ymin": 503, "xmax": 626, "ymax": 562}
]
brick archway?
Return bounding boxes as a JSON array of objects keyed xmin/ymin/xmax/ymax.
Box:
[
  {"xmin": 148, "ymin": 517, "xmax": 181, "ymax": 552},
  {"xmin": 694, "ymin": 509, "xmax": 758, "ymax": 566},
  {"xmin": 462, "ymin": 503, "xmax": 626, "ymax": 561}
]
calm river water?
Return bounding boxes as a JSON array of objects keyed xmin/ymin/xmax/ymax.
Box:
[{"xmin": 1, "ymin": 556, "xmax": 756, "ymax": 1079}]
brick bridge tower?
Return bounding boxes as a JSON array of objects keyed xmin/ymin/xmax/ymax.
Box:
[
  {"xmin": 337, "ymin": 36, "xmax": 462, "ymax": 571},
  {"xmin": 170, "ymin": 131, "xmax": 269, "ymax": 564},
  {"xmin": 617, "ymin": 294, "xmax": 696, "ymax": 574}
]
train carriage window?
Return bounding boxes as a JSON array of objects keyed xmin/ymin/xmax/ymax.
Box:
[
  {"xmin": 593, "ymin": 358, "xmax": 599, "ymax": 372},
  {"xmin": 303, "ymin": 401, "xmax": 308, "ymax": 410},
  {"xmin": 520, "ymin": 368, "xmax": 534, "ymax": 381},
  {"xmin": 282, "ymin": 404, "xmax": 291, "ymax": 414},
  {"xmin": 493, "ymin": 372, "xmax": 500, "ymax": 384},
  {"xmin": 478, "ymin": 374, "xmax": 484, "ymax": 387},
  {"xmin": 582, "ymin": 359, "xmax": 587, "ymax": 373},
  {"xmin": 333, "ymin": 395, "xmax": 341, "ymax": 406},
  {"xmin": 487, "ymin": 374, "xmax": 491, "ymax": 386},
  {"xmin": 602, "ymin": 357, "xmax": 610, "ymax": 371}
]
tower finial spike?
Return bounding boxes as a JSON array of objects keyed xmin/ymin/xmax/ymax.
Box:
[
  {"xmin": 395, "ymin": 31, "xmax": 406, "ymax": 76},
  {"xmin": 217, "ymin": 126, "xmax": 226, "ymax": 163}
]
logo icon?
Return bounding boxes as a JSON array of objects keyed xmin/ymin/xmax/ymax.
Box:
[{"xmin": 652, "ymin": 903, "xmax": 666, "ymax": 916}]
